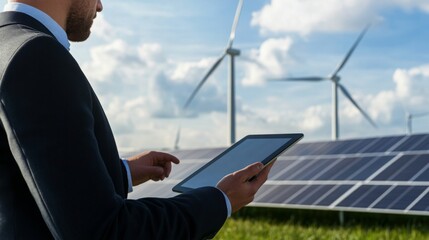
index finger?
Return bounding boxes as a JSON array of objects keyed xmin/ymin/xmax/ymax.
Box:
[
  {"xmin": 149, "ymin": 152, "xmax": 180, "ymax": 178},
  {"xmin": 152, "ymin": 151, "xmax": 180, "ymax": 164},
  {"xmin": 159, "ymin": 153, "xmax": 180, "ymax": 177}
]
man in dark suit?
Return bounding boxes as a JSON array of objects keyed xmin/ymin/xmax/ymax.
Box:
[{"xmin": 0, "ymin": 0, "xmax": 273, "ymax": 239}]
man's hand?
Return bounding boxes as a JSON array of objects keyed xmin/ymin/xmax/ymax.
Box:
[
  {"xmin": 216, "ymin": 161, "xmax": 274, "ymax": 213},
  {"xmin": 127, "ymin": 151, "xmax": 180, "ymax": 186}
]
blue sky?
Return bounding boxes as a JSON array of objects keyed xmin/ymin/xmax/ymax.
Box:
[{"xmin": 3, "ymin": 0, "xmax": 429, "ymax": 152}]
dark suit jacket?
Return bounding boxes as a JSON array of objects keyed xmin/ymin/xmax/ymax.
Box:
[{"xmin": 0, "ymin": 12, "xmax": 226, "ymax": 240}]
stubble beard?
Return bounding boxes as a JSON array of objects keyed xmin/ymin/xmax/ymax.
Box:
[{"xmin": 66, "ymin": 5, "xmax": 94, "ymax": 42}]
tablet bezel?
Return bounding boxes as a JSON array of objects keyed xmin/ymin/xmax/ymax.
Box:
[{"xmin": 172, "ymin": 133, "xmax": 303, "ymax": 193}]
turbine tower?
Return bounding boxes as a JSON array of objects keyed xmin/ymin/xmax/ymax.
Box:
[
  {"xmin": 271, "ymin": 25, "xmax": 377, "ymax": 140},
  {"xmin": 174, "ymin": 0, "xmax": 244, "ymax": 149}
]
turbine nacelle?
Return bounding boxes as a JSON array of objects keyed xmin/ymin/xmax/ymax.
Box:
[
  {"xmin": 226, "ymin": 48, "xmax": 241, "ymax": 56},
  {"xmin": 330, "ymin": 75, "xmax": 341, "ymax": 83}
]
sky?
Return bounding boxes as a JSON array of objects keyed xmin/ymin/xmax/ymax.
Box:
[{"xmin": 3, "ymin": 0, "xmax": 429, "ymax": 152}]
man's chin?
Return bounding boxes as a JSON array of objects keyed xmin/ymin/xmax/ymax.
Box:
[{"xmin": 67, "ymin": 32, "xmax": 91, "ymax": 42}]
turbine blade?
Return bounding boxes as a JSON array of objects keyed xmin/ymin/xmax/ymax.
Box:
[
  {"xmin": 227, "ymin": 0, "xmax": 244, "ymax": 49},
  {"xmin": 239, "ymin": 55, "xmax": 267, "ymax": 70},
  {"xmin": 183, "ymin": 53, "xmax": 227, "ymax": 110},
  {"xmin": 330, "ymin": 24, "xmax": 370, "ymax": 77},
  {"xmin": 414, "ymin": 111, "xmax": 429, "ymax": 118},
  {"xmin": 270, "ymin": 76, "xmax": 329, "ymax": 82},
  {"xmin": 338, "ymin": 83, "xmax": 377, "ymax": 128}
]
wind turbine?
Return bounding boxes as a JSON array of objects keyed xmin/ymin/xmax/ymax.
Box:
[
  {"xmin": 406, "ymin": 111, "xmax": 429, "ymax": 134},
  {"xmin": 271, "ymin": 25, "xmax": 377, "ymax": 140},
  {"xmin": 174, "ymin": 0, "xmax": 244, "ymax": 149}
]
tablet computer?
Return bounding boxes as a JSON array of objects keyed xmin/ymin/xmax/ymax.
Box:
[{"xmin": 173, "ymin": 133, "xmax": 303, "ymax": 193}]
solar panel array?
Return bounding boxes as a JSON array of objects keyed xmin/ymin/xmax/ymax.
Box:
[{"xmin": 128, "ymin": 133, "xmax": 429, "ymax": 216}]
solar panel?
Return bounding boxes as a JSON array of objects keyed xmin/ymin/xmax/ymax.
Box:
[{"xmin": 128, "ymin": 133, "xmax": 429, "ymax": 217}]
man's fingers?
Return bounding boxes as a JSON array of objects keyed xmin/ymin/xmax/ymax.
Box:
[
  {"xmin": 164, "ymin": 162, "xmax": 172, "ymax": 178},
  {"xmin": 152, "ymin": 151, "xmax": 180, "ymax": 164},
  {"xmin": 252, "ymin": 161, "xmax": 275, "ymax": 186},
  {"xmin": 144, "ymin": 166, "xmax": 165, "ymax": 180},
  {"xmin": 217, "ymin": 161, "xmax": 275, "ymax": 213},
  {"xmin": 148, "ymin": 152, "xmax": 180, "ymax": 178},
  {"xmin": 128, "ymin": 151, "xmax": 181, "ymax": 185},
  {"xmin": 235, "ymin": 162, "xmax": 264, "ymax": 182}
]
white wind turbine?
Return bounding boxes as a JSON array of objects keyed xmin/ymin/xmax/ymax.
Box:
[
  {"xmin": 271, "ymin": 25, "xmax": 377, "ymax": 140},
  {"xmin": 406, "ymin": 111, "xmax": 429, "ymax": 134},
  {"xmin": 174, "ymin": 0, "xmax": 244, "ymax": 149}
]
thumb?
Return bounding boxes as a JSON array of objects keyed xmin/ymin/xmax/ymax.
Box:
[{"xmin": 236, "ymin": 162, "xmax": 263, "ymax": 182}]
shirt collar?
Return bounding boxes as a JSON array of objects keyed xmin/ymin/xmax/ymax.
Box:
[{"xmin": 3, "ymin": 2, "xmax": 71, "ymax": 51}]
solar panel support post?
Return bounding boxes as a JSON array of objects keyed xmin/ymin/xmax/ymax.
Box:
[{"xmin": 339, "ymin": 211, "xmax": 345, "ymax": 226}]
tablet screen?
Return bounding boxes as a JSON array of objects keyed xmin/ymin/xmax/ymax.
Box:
[{"xmin": 173, "ymin": 134, "xmax": 303, "ymax": 193}]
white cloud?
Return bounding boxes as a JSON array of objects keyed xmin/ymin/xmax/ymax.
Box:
[
  {"xmin": 241, "ymin": 37, "xmax": 294, "ymax": 85},
  {"xmin": 91, "ymin": 13, "xmax": 133, "ymax": 40},
  {"xmin": 91, "ymin": 14, "xmax": 116, "ymax": 40},
  {"xmin": 83, "ymin": 40, "xmax": 137, "ymax": 83},
  {"xmin": 391, "ymin": 0, "xmax": 429, "ymax": 12},
  {"xmin": 138, "ymin": 44, "xmax": 166, "ymax": 68},
  {"xmin": 170, "ymin": 58, "xmax": 216, "ymax": 83},
  {"xmin": 80, "ymin": 33, "xmax": 231, "ymax": 150},
  {"xmin": 82, "ymin": 39, "xmax": 224, "ymax": 117},
  {"xmin": 251, "ymin": 0, "xmax": 380, "ymax": 35},
  {"xmin": 251, "ymin": 0, "xmax": 429, "ymax": 36},
  {"xmin": 393, "ymin": 65, "xmax": 429, "ymax": 111},
  {"xmin": 299, "ymin": 105, "xmax": 328, "ymax": 131},
  {"xmin": 367, "ymin": 91, "xmax": 398, "ymax": 123}
]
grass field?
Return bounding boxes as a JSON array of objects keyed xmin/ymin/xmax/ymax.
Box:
[{"xmin": 214, "ymin": 207, "xmax": 429, "ymax": 240}]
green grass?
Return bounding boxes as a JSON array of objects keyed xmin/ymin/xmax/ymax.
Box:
[{"xmin": 214, "ymin": 208, "xmax": 429, "ymax": 240}]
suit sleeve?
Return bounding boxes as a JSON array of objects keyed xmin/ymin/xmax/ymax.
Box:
[{"xmin": 0, "ymin": 36, "xmax": 227, "ymax": 240}]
